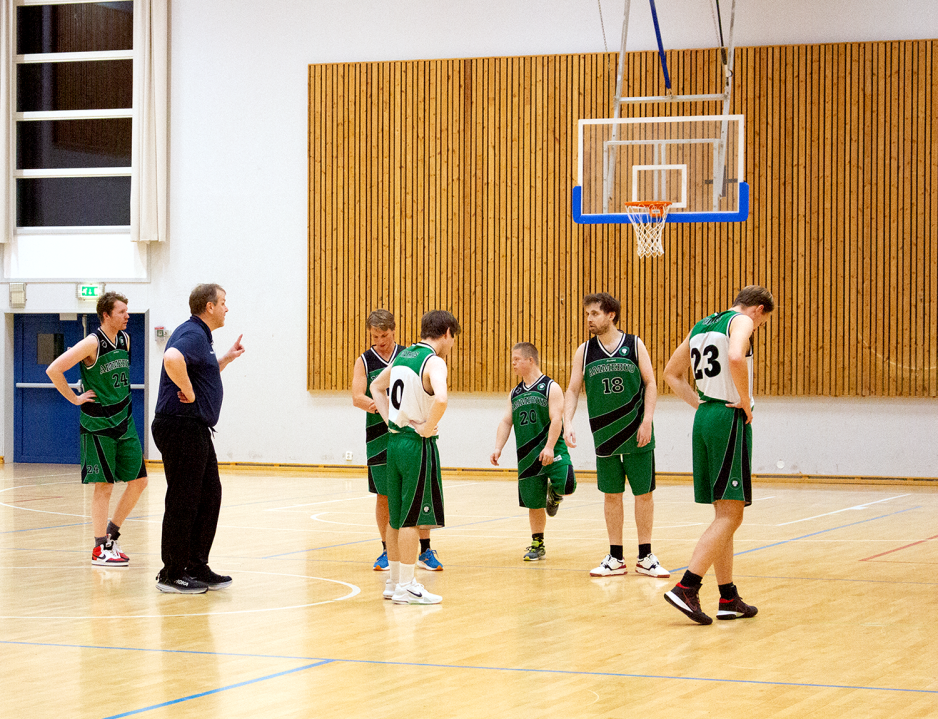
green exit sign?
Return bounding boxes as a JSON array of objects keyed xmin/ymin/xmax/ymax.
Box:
[{"xmin": 77, "ymin": 283, "xmax": 105, "ymax": 300}]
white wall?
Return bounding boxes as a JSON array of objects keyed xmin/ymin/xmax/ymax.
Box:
[{"xmin": 3, "ymin": 0, "xmax": 937, "ymax": 476}]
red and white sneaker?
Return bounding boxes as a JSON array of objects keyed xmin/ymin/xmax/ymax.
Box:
[
  {"xmin": 92, "ymin": 541, "xmax": 129, "ymax": 567},
  {"xmin": 108, "ymin": 537, "xmax": 129, "ymax": 561}
]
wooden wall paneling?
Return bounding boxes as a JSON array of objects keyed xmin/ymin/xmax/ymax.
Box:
[
  {"xmin": 883, "ymin": 40, "xmax": 894, "ymax": 394},
  {"xmin": 899, "ymin": 41, "xmax": 912, "ymax": 395},
  {"xmin": 922, "ymin": 37, "xmax": 932, "ymax": 395},
  {"xmin": 309, "ymin": 42, "xmax": 936, "ymax": 397},
  {"xmin": 913, "ymin": 40, "xmax": 925, "ymax": 393},
  {"xmin": 829, "ymin": 43, "xmax": 843, "ymax": 396}
]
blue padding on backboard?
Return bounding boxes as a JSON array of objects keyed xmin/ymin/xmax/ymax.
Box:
[{"xmin": 571, "ymin": 182, "xmax": 750, "ymax": 224}]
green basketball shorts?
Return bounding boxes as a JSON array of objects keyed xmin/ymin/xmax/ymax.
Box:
[
  {"xmin": 596, "ymin": 450, "xmax": 655, "ymax": 496},
  {"xmin": 80, "ymin": 419, "xmax": 146, "ymax": 484},
  {"xmin": 367, "ymin": 463, "xmax": 387, "ymax": 496},
  {"xmin": 386, "ymin": 431, "xmax": 444, "ymax": 529},
  {"xmin": 518, "ymin": 461, "xmax": 577, "ymax": 509},
  {"xmin": 692, "ymin": 402, "xmax": 752, "ymax": 505}
]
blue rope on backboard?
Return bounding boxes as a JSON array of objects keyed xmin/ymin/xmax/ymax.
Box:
[{"xmin": 648, "ymin": 0, "xmax": 672, "ymax": 91}]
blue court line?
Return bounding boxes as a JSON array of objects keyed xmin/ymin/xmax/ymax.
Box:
[
  {"xmin": 4, "ymin": 640, "xmax": 935, "ymax": 698},
  {"xmin": 1, "ymin": 520, "xmax": 90, "ymax": 534},
  {"xmin": 668, "ymin": 505, "xmax": 920, "ymax": 573},
  {"xmin": 101, "ymin": 659, "xmax": 335, "ymax": 718}
]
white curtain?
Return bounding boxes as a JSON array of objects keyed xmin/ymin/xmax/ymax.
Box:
[
  {"xmin": 0, "ymin": 0, "xmax": 14, "ymax": 244},
  {"xmin": 131, "ymin": 0, "xmax": 169, "ymax": 243}
]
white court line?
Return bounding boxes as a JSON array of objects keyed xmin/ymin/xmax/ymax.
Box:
[
  {"xmin": 776, "ymin": 494, "xmax": 911, "ymax": 526},
  {"xmin": 753, "ymin": 496, "xmax": 775, "ymax": 501},
  {"xmin": 267, "ymin": 496, "xmax": 375, "ymax": 512},
  {"xmin": 310, "ymin": 512, "xmax": 373, "ymax": 527},
  {"xmin": 0, "ymin": 569, "xmax": 360, "ymax": 619},
  {"xmin": 266, "ymin": 482, "xmax": 479, "ymax": 512},
  {"xmin": 0, "ymin": 480, "xmax": 90, "ymax": 516}
]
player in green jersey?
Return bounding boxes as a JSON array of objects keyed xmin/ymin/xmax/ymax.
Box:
[
  {"xmin": 46, "ymin": 292, "xmax": 148, "ymax": 567},
  {"xmin": 663, "ymin": 285, "xmax": 774, "ymax": 625},
  {"xmin": 372, "ymin": 310, "xmax": 459, "ymax": 605},
  {"xmin": 491, "ymin": 343, "xmax": 576, "ymax": 561},
  {"xmin": 564, "ymin": 292, "xmax": 669, "ymax": 579},
  {"xmin": 352, "ymin": 310, "xmax": 441, "ymax": 571}
]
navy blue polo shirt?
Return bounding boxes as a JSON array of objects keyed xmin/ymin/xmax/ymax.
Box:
[{"xmin": 155, "ymin": 316, "xmax": 224, "ymax": 427}]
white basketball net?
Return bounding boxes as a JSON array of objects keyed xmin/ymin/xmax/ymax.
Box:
[{"xmin": 624, "ymin": 201, "xmax": 672, "ymax": 258}]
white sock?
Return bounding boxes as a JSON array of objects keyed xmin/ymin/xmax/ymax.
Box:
[
  {"xmin": 400, "ymin": 563, "xmax": 415, "ymax": 585},
  {"xmin": 389, "ymin": 561, "xmax": 400, "ymax": 585}
]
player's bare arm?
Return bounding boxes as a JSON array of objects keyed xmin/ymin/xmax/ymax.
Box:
[
  {"xmin": 417, "ymin": 356, "xmax": 448, "ymax": 438},
  {"xmin": 490, "ymin": 402, "xmax": 514, "ymax": 466},
  {"xmin": 664, "ymin": 334, "xmax": 700, "ymax": 409},
  {"xmin": 163, "ymin": 348, "xmax": 195, "ymax": 403},
  {"xmin": 726, "ymin": 314, "xmax": 755, "ymax": 423},
  {"xmin": 45, "ymin": 334, "xmax": 99, "ymax": 405},
  {"xmin": 351, "ymin": 356, "xmax": 377, "ymax": 412},
  {"xmin": 563, "ymin": 343, "xmax": 586, "ymax": 447},
  {"xmin": 218, "ymin": 334, "xmax": 245, "ymax": 371},
  {"xmin": 370, "ymin": 366, "xmax": 392, "ymax": 423},
  {"xmin": 539, "ymin": 382, "xmax": 566, "ymax": 465},
  {"xmin": 635, "ymin": 337, "xmax": 657, "ymax": 448}
]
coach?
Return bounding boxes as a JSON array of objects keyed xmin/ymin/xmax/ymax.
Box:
[{"xmin": 152, "ymin": 284, "xmax": 244, "ymax": 594}]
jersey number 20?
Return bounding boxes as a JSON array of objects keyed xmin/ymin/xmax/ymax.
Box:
[{"xmin": 390, "ymin": 379, "xmax": 405, "ymax": 410}]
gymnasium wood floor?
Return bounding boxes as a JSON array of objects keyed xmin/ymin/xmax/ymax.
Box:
[{"xmin": 1, "ymin": 463, "xmax": 936, "ymax": 718}]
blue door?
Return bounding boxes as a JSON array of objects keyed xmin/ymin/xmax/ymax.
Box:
[{"xmin": 14, "ymin": 313, "xmax": 146, "ymax": 463}]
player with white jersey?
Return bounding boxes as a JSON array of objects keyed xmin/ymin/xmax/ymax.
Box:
[
  {"xmin": 662, "ymin": 286, "xmax": 775, "ymax": 625},
  {"xmin": 371, "ymin": 310, "xmax": 460, "ymax": 606}
]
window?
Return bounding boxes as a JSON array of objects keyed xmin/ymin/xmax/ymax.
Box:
[{"xmin": 14, "ymin": 0, "xmax": 133, "ymax": 229}]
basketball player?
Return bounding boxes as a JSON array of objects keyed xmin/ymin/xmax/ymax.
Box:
[
  {"xmin": 491, "ymin": 343, "xmax": 576, "ymax": 561},
  {"xmin": 371, "ymin": 310, "xmax": 460, "ymax": 605},
  {"xmin": 46, "ymin": 292, "xmax": 148, "ymax": 567},
  {"xmin": 351, "ymin": 310, "xmax": 442, "ymax": 571},
  {"xmin": 662, "ymin": 285, "xmax": 774, "ymax": 625},
  {"xmin": 564, "ymin": 292, "xmax": 669, "ymax": 579}
]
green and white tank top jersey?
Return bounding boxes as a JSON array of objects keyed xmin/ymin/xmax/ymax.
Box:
[
  {"xmin": 362, "ymin": 343, "xmax": 404, "ymax": 465},
  {"xmin": 511, "ymin": 374, "xmax": 570, "ymax": 479},
  {"xmin": 78, "ymin": 327, "xmax": 133, "ymax": 435},
  {"xmin": 582, "ymin": 332, "xmax": 653, "ymax": 456},
  {"xmin": 387, "ymin": 342, "xmax": 438, "ymax": 437},
  {"xmin": 689, "ymin": 310, "xmax": 754, "ymax": 408}
]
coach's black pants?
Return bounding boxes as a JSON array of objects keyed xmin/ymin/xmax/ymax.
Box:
[{"xmin": 152, "ymin": 415, "xmax": 222, "ymax": 579}]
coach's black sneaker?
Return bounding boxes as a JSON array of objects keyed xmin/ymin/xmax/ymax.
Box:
[
  {"xmin": 187, "ymin": 566, "xmax": 233, "ymax": 591},
  {"xmin": 546, "ymin": 489, "xmax": 563, "ymax": 517},
  {"xmin": 156, "ymin": 572, "xmax": 208, "ymax": 594},
  {"xmin": 717, "ymin": 596, "xmax": 758, "ymax": 620},
  {"xmin": 664, "ymin": 583, "xmax": 713, "ymax": 625}
]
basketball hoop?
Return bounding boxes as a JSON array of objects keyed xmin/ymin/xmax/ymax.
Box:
[{"xmin": 623, "ymin": 201, "xmax": 672, "ymax": 258}]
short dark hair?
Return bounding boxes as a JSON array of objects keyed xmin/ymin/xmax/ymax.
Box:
[
  {"xmin": 733, "ymin": 285, "xmax": 775, "ymax": 313},
  {"xmin": 420, "ymin": 310, "xmax": 461, "ymax": 340},
  {"xmin": 366, "ymin": 309, "xmax": 396, "ymax": 331},
  {"xmin": 583, "ymin": 292, "xmax": 620, "ymax": 324},
  {"xmin": 512, "ymin": 342, "xmax": 540, "ymax": 365},
  {"xmin": 189, "ymin": 283, "xmax": 225, "ymax": 316},
  {"xmin": 96, "ymin": 291, "xmax": 128, "ymax": 322}
]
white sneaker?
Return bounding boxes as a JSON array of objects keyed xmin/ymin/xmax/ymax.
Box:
[
  {"xmin": 589, "ymin": 554, "xmax": 628, "ymax": 577},
  {"xmin": 391, "ymin": 580, "xmax": 442, "ymax": 605},
  {"xmin": 635, "ymin": 553, "xmax": 670, "ymax": 578},
  {"xmin": 383, "ymin": 578, "xmax": 396, "ymax": 600}
]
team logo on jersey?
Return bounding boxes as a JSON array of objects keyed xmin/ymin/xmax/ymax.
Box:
[
  {"xmin": 538, "ymin": 383, "xmax": 545, "ymax": 390},
  {"xmin": 620, "ymin": 347, "xmax": 629, "ymax": 356},
  {"xmin": 423, "ymin": 505, "xmax": 430, "ymax": 513}
]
